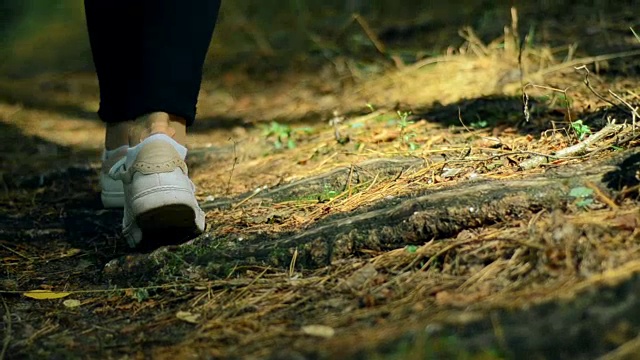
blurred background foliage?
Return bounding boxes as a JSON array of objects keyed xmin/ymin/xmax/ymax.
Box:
[{"xmin": 0, "ymin": 0, "xmax": 637, "ymax": 78}]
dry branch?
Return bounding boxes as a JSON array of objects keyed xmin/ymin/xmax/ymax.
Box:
[{"xmin": 519, "ymin": 123, "xmax": 624, "ymax": 170}]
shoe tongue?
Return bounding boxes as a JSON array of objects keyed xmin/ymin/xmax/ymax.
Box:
[{"xmin": 125, "ymin": 134, "xmax": 188, "ymax": 169}]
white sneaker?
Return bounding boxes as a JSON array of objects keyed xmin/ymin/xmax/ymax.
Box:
[
  {"xmin": 109, "ymin": 134, "xmax": 205, "ymax": 249},
  {"xmin": 100, "ymin": 146, "xmax": 127, "ymax": 208}
]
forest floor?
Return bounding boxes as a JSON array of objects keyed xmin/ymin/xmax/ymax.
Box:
[{"xmin": 5, "ymin": 12, "xmax": 640, "ymax": 360}]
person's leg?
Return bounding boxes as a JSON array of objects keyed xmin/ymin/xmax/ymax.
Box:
[
  {"xmin": 84, "ymin": 0, "xmax": 141, "ymax": 149},
  {"xmin": 85, "ymin": 0, "xmax": 141, "ymax": 207},
  {"xmin": 86, "ymin": 0, "xmax": 221, "ymax": 248},
  {"xmin": 128, "ymin": 0, "xmax": 221, "ymax": 146},
  {"xmin": 86, "ymin": 0, "xmax": 220, "ymax": 142}
]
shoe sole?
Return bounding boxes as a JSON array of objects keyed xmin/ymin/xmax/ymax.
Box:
[
  {"xmin": 134, "ymin": 204, "xmax": 203, "ymax": 250},
  {"xmin": 125, "ymin": 187, "xmax": 205, "ymax": 249}
]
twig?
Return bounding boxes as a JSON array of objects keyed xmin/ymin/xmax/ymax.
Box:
[
  {"xmin": 0, "ymin": 280, "xmax": 269, "ymax": 297},
  {"xmin": 0, "ymin": 243, "xmax": 32, "ymax": 261},
  {"xmin": 400, "ymin": 55, "xmax": 452, "ymax": 73},
  {"xmin": 519, "ymin": 123, "xmax": 625, "ymax": 170},
  {"xmin": 444, "ymin": 150, "xmax": 561, "ymax": 164},
  {"xmin": 458, "ymin": 27, "xmax": 490, "ymax": 56},
  {"xmin": 419, "ymin": 239, "xmax": 479, "ymax": 271},
  {"xmin": 522, "ymin": 83, "xmax": 580, "ymax": 143},
  {"xmin": 458, "ymin": 107, "xmax": 473, "ymax": 133},
  {"xmin": 510, "ymin": 6, "xmax": 519, "ymax": 46},
  {"xmin": 608, "ymin": 89, "xmax": 640, "ymax": 118},
  {"xmin": 353, "ymin": 14, "xmax": 386, "ymax": 56},
  {"xmin": 575, "ymin": 65, "xmax": 631, "ymax": 116},
  {"xmin": 364, "ymin": 173, "xmax": 379, "ymax": 193},
  {"xmin": 226, "ymin": 138, "xmax": 239, "ymax": 195},
  {"xmin": 289, "ymin": 248, "xmax": 298, "ymax": 278},
  {"xmin": 232, "ymin": 188, "xmax": 263, "ymax": 209},
  {"xmin": 608, "ymin": 90, "xmax": 640, "ymax": 135},
  {"xmin": 229, "ymin": 268, "xmax": 270, "ymax": 304},
  {"xmin": 346, "ymin": 164, "xmax": 355, "ymax": 197},
  {"xmin": 392, "ymin": 238, "xmax": 480, "ymax": 277},
  {"xmin": 518, "ymin": 27, "xmax": 530, "ymax": 123},
  {"xmin": 619, "ymin": 183, "xmax": 640, "ymax": 198},
  {"xmin": 522, "ymin": 83, "xmax": 575, "ymax": 131},
  {"xmin": 631, "ymin": 26, "xmax": 640, "ymax": 43},
  {"xmin": 532, "ymin": 49, "xmax": 640, "ymax": 78},
  {"xmin": 1, "ymin": 297, "xmax": 11, "ymax": 360},
  {"xmin": 577, "ymin": 65, "xmax": 640, "ymax": 136},
  {"xmin": 585, "ymin": 181, "xmax": 619, "ymax": 210}
]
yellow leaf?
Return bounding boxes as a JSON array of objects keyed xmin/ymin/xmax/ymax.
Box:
[
  {"xmin": 23, "ymin": 290, "xmax": 71, "ymax": 300},
  {"xmin": 176, "ymin": 311, "xmax": 201, "ymax": 324},
  {"xmin": 60, "ymin": 248, "xmax": 82, "ymax": 258}
]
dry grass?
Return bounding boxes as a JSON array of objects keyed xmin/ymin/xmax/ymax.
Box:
[{"xmin": 3, "ymin": 25, "xmax": 640, "ymax": 358}]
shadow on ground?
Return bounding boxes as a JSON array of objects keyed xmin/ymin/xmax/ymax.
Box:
[{"xmin": 0, "ymin": 120, "xmax": 126, "ymax": 277}]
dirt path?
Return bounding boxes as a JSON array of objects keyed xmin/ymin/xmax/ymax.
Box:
[{"xmin": 4, "ymin": 27, "xmax": 640, "ymax": 359}]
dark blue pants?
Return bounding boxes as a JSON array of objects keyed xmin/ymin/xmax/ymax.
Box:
[{"xmin": 84, "ymin": 0, "xmax": 221, "ymax": 126}]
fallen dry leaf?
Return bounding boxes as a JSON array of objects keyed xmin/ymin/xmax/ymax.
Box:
[{"xmin": 23, "ymin": 290, "xmax": 71, "ymax": 300}]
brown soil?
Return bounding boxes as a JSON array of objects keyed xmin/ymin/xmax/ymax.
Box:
[{"xmin": 4, "ymin": 9, "xmax": 640, "ymax": 360}]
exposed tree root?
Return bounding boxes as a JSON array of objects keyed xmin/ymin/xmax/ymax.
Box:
[
  {"xmin": 201, "ymin": 157, "xmax": 428, "ymax": 209},
  {"xmin": 104, "ymin": 150, "xmax": 631, "ymax": 284}
]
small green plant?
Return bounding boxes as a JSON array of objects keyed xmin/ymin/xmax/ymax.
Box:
[
  {"xmin": 309, "ymin": 184, "xmax": 340, "ymax": 202},
  {"xmin": 263, "ymin": 121, "xmax": 295, "ymax": 150},
  {"xmin": 293, "ymin": 184, "xmax": 340, "ymax": 203},
  {"xmin": 397, "ymin": 111, "xmax": 420, "ymax": 151},
  {"xmin": 397, "ymin": 110, "xmax": 412, "ymax": 129},
  {"xmin": 569, "ymin": 186, "xmax": 594, "ymax": 208},
  {"xmin": 319, "ymin": 185, "xmax": 339, "ymax": 202},
  {"xmin": 133, "ymin": 288, "xmax": 149, "ymax": 303},
  {"xmin": 470, "ymin": 119, "xmax": 488, "ymax": 129},
  {"xmin": 571, "ymin": 120, "xmax": 591, "ymax": 140}
]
